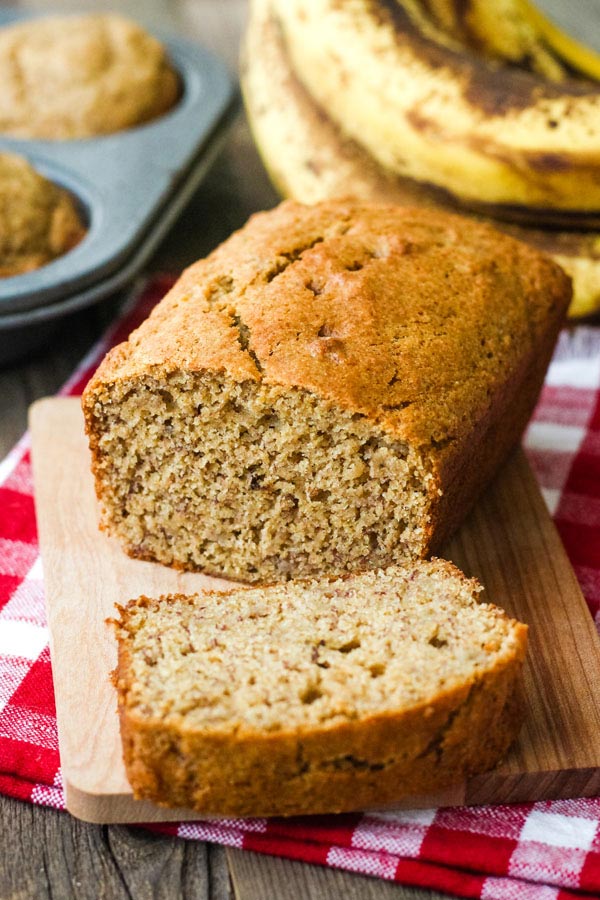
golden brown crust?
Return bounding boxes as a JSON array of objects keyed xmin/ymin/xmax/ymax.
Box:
[
  {"xmin": 0, "ymin": 152, "xmax": 85, "ymax": 277},
  {"xmin": 117, "ymin": 672, "xmax": 524, "ymax": 816},
  {"xmin": 113, "ymin": 565, "xmax": 528, "ymax": 817},
  {"xmin": 86, "ymin": 201, "xmax": 569, "ymax": 445},
  {"xmin": 0, "ymin": 14, "xmax": 179, "ymax": 140},
  {"xmin": 84, "ymin": 199, "xmax": 570, "ymax": 563}
]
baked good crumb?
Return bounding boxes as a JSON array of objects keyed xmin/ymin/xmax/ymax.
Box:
[{"xmin": 113, "ymin": 560, "xmax": 528, "ymax": 816}]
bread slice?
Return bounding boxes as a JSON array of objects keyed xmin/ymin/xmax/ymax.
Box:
[
  {"xmin": 83, "ymin": 200, "xmax": 569, "ymax": 584},
  {"xmin": 113, "ymin": 560, "xmax": 528, "ymax": 817}
]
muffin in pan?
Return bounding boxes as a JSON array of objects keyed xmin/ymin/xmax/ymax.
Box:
[
  {"xmin": 0, "ymin": 152, "xmax": 85, "ymax": 278},
  {"xmin": 0, "ymin": 13, "xmax": 179, "ymax": 140}
]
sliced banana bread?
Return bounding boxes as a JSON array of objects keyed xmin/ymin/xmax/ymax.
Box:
[
  {"xmin": 113, "ymin": 560, "xmax": 528, "ymax": 817},
  {"xmin": 83, "ymin": 200, "xmax": 569, "ymax": 583}
]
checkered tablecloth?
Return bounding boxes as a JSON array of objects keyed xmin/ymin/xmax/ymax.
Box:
[{"xmin": 1, "ymin": 275, "xmax": 599, "ymax": 900}]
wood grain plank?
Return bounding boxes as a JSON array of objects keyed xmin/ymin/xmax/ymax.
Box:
[
  {"xmin": 226, "ymin": 848, "xmax": 435, "ymax": 900},
  {"xmin": 0, "ymin": 794, "xmax": 232, "ymax": 900},
  {"xmin": 29, "ymin": 396, "xmax": 600, "ymax": 824},
  {"xmin": 445, "ymin": 451, "xmax": 600, "ymax": 801},
  {"xmin": 30, "ymin": 399, "xmax": 231, "ymax": 818},
  {"xmin": 0, "ymin": 300, "xmax": 123, "ymax": 458}
]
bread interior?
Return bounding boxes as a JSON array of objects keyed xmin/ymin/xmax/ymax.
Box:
[{"xmin": 89, "ymin": 371, "xmax": 434, "ymax": 581}]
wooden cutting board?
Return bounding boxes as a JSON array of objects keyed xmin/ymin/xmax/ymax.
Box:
[{"xmin": 30, "ymin": 397, "xmax": 600, "ymax": 824}]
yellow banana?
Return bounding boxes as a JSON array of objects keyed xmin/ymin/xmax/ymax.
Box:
[
  {"xmin": 270, "ymin": 0, "xmax": 600, "ymax": 218},
  {"xmin": 242, "ymin": 0, "xmax": 600, "ymax": 317},
  {"xmin": 518, "ymin": 0, "xmax": 600, "ymax": 81}
]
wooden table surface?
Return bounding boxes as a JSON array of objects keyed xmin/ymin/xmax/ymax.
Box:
[{"xmin": 0, "ymin": 1, "xmax": 441, "ymax": 896}]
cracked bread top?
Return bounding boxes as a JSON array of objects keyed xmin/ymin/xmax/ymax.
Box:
[
  {"xmin": 87, "ymin": 200, "xmax": 570, "ymax": 461},
  {"xmin": 0, "ymin": 13, "xmax": 179, "ymax": 140}
]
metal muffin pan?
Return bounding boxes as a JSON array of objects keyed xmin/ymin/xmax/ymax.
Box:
[
  {"xmin": 0, "ymin": 8, "xmax": 237, "ymax": 347},
  {"xmin": 0, "ymin": 121, "xmax": 235, "ymax": 366}
]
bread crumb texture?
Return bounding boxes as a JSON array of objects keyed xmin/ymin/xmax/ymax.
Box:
[
  {"xmin": 0, "ymin": 13, "xmax": 179, "ymax": 139},
  {"xmin": 114, "ymin": 560, "xmax": 528, "ymax": 816},
  {"xmin": 0, "ymin": 152, "xmax": 85, "ymax": 277},
  {"xmin": 83, "ymin": 200, "xmax": 570, "ymax": 582}
]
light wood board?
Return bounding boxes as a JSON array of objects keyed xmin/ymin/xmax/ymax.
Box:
[{"xmin": 30, "ymin": 397, "xmax": 600, "ymax": 824}]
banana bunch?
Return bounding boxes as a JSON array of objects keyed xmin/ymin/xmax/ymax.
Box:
[{"xmin": 242, "ymin": 0, "xmax": 600, "ymax": 318}]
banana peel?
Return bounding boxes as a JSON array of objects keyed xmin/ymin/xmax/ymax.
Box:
[
  {"xmin": 422, "ymin": 0, "xmax": 600, "ymax": 82},
  {"xmin": 241, "ymin": 0, "xmax": 600, "ymax": 318},
  {"xmin": 518, "ymin": 0, "xmax": 600, "ymax": 81},
  {"xmin": 270, "ymin": 0, "xmax": 600, "ymax": 218},
  {"xmin": 402, "ymin": 0, "xmax": 568, "ymax": 81}
]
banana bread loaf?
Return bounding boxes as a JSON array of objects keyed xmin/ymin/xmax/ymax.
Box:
[
  {"xmin": 113, "ymin": 560, "xmax": 528, "ymax": 817},
  {"xmin": 83, "ymin": 200, "xmax": 570, "ymax": 583}
]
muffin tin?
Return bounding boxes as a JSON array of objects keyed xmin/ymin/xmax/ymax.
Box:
[{"xmin": 0, "ymin": 8, "xmax": 237, "ymax": 363}]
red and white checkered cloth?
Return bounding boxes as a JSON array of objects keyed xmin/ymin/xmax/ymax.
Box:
[{"xmin": 1, "ymin": 275, "xmax": 600, "ymax": 900}]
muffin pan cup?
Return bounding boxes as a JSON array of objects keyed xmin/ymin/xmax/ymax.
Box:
[
  {"xmin": 0, "ymin": 8, "xmax": 237, "ymax": 359},
  {"xmin": 0, "ymin": 117, "xmax": 234, "ymax": 366}
]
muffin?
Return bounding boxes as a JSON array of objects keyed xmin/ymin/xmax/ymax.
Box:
[
  {"xmin": 0, "ymin": 152, "xmax": 85, "ymax": 278},
  {"xmin": 0, "ymin": 14, "xmax": 179, "ymax": 140}
]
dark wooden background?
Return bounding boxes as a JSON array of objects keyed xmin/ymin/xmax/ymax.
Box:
[{"xmin": 0, "ymin": 0, "xmax": 443, "ymax": 896}]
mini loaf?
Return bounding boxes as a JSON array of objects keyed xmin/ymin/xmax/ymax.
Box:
[
  {"xmin": 0, "ymin": 152, "xmax": 85, "ymax": 277},
  {"xmin": 0, "ymin": 14, "xmax": 179, "ymax": 140},
  {"xmin": 113, "ymin": 560, "xmax": 528, "ymax": 817},
  {"xmin": 83, "ymin": 200, "xmax": 570, "ymax": 583}
]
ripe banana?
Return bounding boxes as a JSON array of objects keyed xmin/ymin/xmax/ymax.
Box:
[
  {"xmin": 518, "ymin": 0, "xmax": 600, "ymax": 81},
  {"xmin": 270, "ymin": 0, "xmax": 600, "ymax": 220},
  {"xmin": 242, "ymin": 0, "xmax": 600, "ymax": 318}
]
